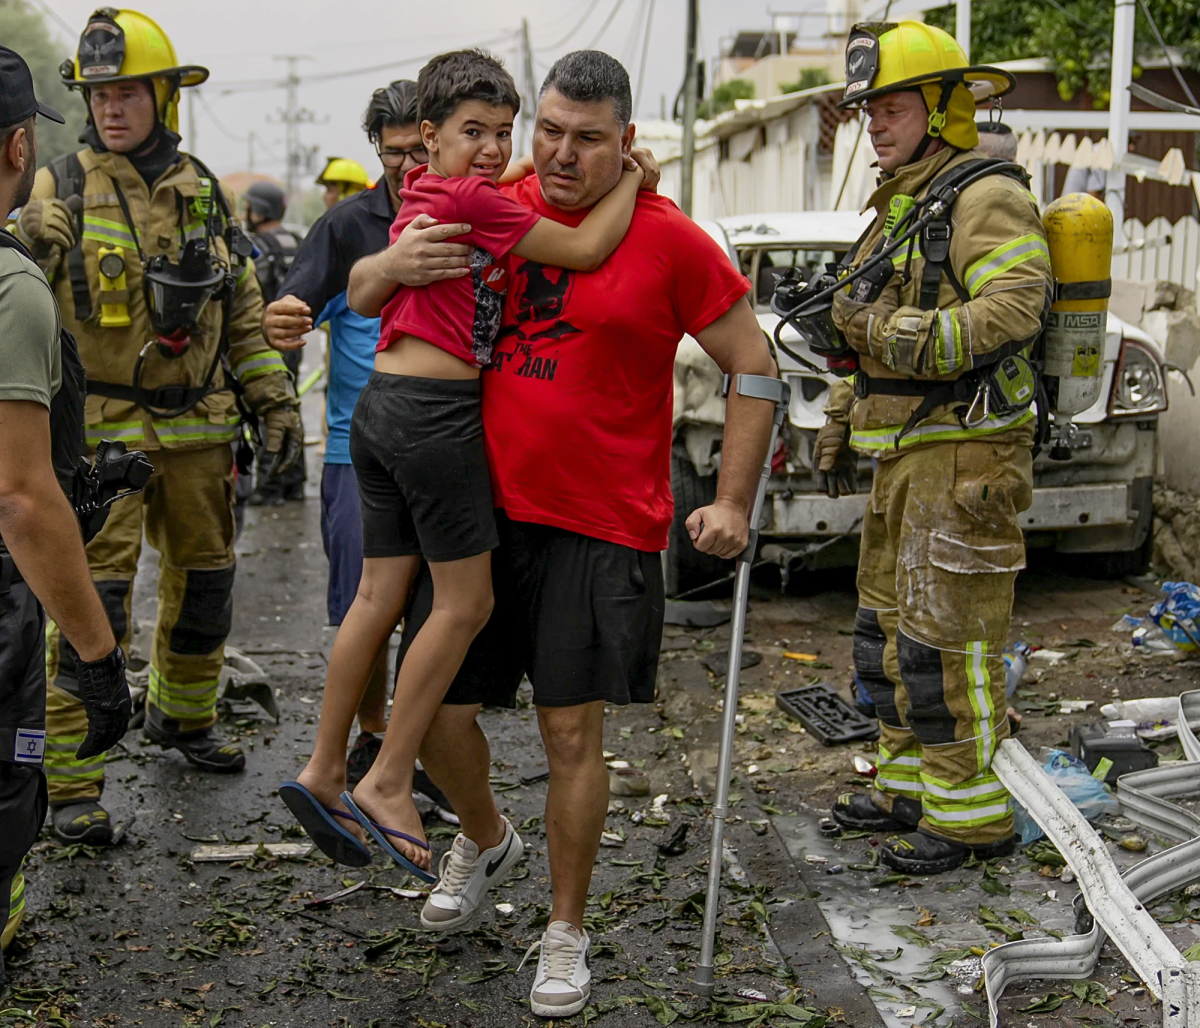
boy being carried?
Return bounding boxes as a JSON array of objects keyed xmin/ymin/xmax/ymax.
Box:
[{"xmin": 280, "ymin": 48, "xmax": 645, "ymax": 881}]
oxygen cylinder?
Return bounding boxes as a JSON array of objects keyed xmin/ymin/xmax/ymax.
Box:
[{"xmin": 1041, "ymin": 194, "xmax": 1114, "ymax": 420}]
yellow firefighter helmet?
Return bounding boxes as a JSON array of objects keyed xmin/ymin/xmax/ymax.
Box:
[
  {"xmin": 315, "ymin": 157, "xmax": 373, "ymax": 200},
  {"xmin": 839, "ymin": 21, "xmax": 1015, "ymax": 152},
  {"xmin": 60, "ymin": 8, "xmax": 208, "ymax": 135}
]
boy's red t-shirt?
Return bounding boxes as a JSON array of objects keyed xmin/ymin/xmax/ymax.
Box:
[
  {"xmin": 482, "ymin": 175, "xmax": 751, "ymax": 552},
  {"xmin": 377, "ymin": 166, "xmax": 540, "ymax": 366}
]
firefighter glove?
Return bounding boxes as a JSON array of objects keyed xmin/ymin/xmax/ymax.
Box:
[
  {"xmin": 75, "ymin": 645, "xmax": 131, "ymax": 760},
  {"xmin": 242, "ymin": 372, "xmax": 303, "ymax": 476},
  {"xmin": 13, "ymin": 198, "xmax": 77, "ymax": 259},
  {"xmin": 813, "ymin": 420, "xmax": 857, "ymax": 499},
  {"xmin": 830, "ymin": 279, "xmax": 902, "ymax": 358}
]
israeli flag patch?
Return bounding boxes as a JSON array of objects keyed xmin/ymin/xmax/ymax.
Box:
[{"xmin": 14, "ymin": 729, "xmax": 45, "ymax": 765}]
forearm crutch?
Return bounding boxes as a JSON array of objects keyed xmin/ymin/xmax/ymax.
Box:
[{"xmin": 694, "ymin": 373, "xmax": 791, "ymax": 997}]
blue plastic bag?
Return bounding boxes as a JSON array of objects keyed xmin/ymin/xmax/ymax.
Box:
[
  {"xmin": 1126, "ymin": 581, "xmax": 1200, "ymax": 653},
  {"xmin": 1013, "ymin": 749, "xmax": 1120, "ymax": 844}
]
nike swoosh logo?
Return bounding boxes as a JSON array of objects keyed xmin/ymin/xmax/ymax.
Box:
[{"xmin": 485, "ymin": 834, "xmax": 514, "ymax": 877}]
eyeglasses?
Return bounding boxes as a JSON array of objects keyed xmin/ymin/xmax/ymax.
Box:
[{"xmin": 376, "ymin": 145, "xmax": 427, "ymax": 168}]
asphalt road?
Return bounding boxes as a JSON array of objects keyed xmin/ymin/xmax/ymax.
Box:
[{"xmin": 3, "ymin": 440, "xmax": 1198, "ymax": 1028}]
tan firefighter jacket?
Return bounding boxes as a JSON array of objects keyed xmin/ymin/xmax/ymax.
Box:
[
  {"xmin": 830, "ymin": 147, "xmax": 1053, "ymax": 458},
  {"xmin": 30, "ymin": 149, "xmax": 290, "ymax": 452}
]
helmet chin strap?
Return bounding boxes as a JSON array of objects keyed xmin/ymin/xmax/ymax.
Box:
[{"xmin": 907, "ymin": 78, "xmax": 958, "ymax": 164}]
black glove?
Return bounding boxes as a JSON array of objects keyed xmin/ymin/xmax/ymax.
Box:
[
  {"xmin": 75, "ymin": 645, "xmax": 132, "ymax": 759},
  {"xmin": 812, "ymin": 421, "xmax": 858, "ymax": 499}
]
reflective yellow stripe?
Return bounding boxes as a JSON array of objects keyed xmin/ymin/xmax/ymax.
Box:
[
  {"xmin": 232, "ymin": 351, "xmax": 288, "ymax": 384},
  {"xmin": 85, "ymin": 420, "xmax": 145, "ymax": 447},
  {"xmin": 148, "ymin": 666, "xmax": 219, "ymax": 720},
  {"xmin": 151, "ymin": 416, "xmax": 240, "ymax": 445},
  {"xmin": 82, "ymin": 215, "xmax": 137, "ymax": 250},
  {"xmin": 237, "ymin": 263, "xmax": 251, "ymax": 285},
  {"xmin": 850, "ymin": 408, "xmax": 1034, "ymax": 452},
  {"xmin": 964, "ymin": 234, "xmax": 1050, "ymax": 298},
  {"xmin": 876, "ymin": 743, "xmax": 924, "ymax": 795},
  {"xmin": 935, "ymin": 309, "xmax": 964, "ymax": 376},
  {"xmin": 43, "ymin": 732, "xmax": 106, "ymax": 780}
]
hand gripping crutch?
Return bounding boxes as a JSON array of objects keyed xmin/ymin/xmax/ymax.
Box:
[{"xmin": 694, "ymin": 373, "xmax": 791, "ymax": 998}]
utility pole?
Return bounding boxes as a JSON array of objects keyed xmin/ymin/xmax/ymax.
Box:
[
  {"xmin": 1107, "ymin": 0, "xmax": 1136, "ymax": 250},
  {"xmin": 273, "ymin": 54, "xmax": 314, "ymax": 211},
  {"xmin": 956, "ymin": 0, "xmax": 971, "ymax": 62},
  {"xmin": 520, "ymin": 19, "xmax": 535, "ymax": 156},
  {"xmin": 680, "ymin": 0, "xmax": 699, "ymax": 217}
]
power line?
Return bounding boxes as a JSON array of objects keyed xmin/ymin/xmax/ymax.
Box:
[
  {"xmin": 534, "ymin": 0, "xmax": 604, "ymax": 53},
  {"xmin": 620, "ymin": 0, "xmax": 649, "ymax": 67},
  {"xmin": 25, "ymin": 0, "xmax": 75, "ymax": 40},
  {"xmin": 217, "ymin": 31, "xmax": 519, "ymax": 94},
  {"xmin": 634, "ymin": 0, "xmax": 657, "ymax": 117},
  {"xmin": 197, "ymin": 90, "xmax": 247, "ymax": 143},
  {"xmin": 583, "ymin": 0, "xmax": 629, "ymax": 51},
  {"xmin": 1136, "ymin": 0, "xmax": 1199, "ymax": 108}
]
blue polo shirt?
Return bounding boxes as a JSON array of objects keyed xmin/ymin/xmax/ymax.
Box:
[{"xmin": 316, "ymin": 293, "xmax": 379, "ymax": 464}]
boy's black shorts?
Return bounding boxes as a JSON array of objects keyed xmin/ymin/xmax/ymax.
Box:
[
  {"xmin": 350, "ymin": 372, "xmax": 498, "ymax": 563},
  {"xmin": 399, "ymin": 512, "xmax": 664, "ymax": 708}
]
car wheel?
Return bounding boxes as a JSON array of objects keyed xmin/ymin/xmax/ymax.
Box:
[
  {"xmin": 1087, "ymin": 522, "xmax": 1154, "ymax": 578},
  {"xmin": 666, "ymin": 446, "xmax": 729, "ymax": 597}
]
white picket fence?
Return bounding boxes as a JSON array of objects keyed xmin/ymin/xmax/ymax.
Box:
[{"xmin": 1114, "ymin": 215, "xmax": 1200, "ymax": 290}]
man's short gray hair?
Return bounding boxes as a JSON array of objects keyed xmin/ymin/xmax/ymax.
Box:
[{"xmin": 539, "ymin": 50, "xmax": 632, "ymax": 128}]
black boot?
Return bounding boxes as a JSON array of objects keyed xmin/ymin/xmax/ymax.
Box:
[
  {"xmin": 832, "ymin": 792, "xmax": 921, "ymax": 832},
  {"xmin": 345, "ymin": 731, "xmax": 381, "ymax": 788},
  {"xmin": 145, "ymin": 708, "xmax": 245, "ymax": 773},
  {"xmin": 51, "ymin": 800, "xmax": 114, "ymax": 845},
  {"xmin": 881, "ymin": 828, "xmax": 1016, "ymax": 875}
]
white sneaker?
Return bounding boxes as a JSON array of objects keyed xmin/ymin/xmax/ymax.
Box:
[
  {"xmin": 520, "ymin": 920, "xmax": 591, "ymax": 1018},
  {"xmin": 419, "ymin": 817, "xmax": 523, "ymax": 932}
]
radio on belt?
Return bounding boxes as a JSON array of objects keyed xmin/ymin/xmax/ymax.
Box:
[{"xmin": 1069, "ymin": 720, "xmax": 1158, "ymax": 784}]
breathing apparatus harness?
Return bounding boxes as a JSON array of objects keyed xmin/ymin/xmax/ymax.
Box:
[
  {"xmin": 50, "ymin": 151, "xmax": 259, "ymax": 436},
  {"xmin": 770, "ymin": 157, "xmax": 1051, "ymax": 451}
]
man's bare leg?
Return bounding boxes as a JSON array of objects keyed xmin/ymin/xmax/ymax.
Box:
[
  {"xmin": 419, "ymin": 703, "xmax": 506, "ymax": 851},
  {"xmin": 538, "ymin": 701, "xmax": 608, "ymax": 930}
]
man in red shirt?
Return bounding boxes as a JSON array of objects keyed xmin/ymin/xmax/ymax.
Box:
[{"xmin": 348, "ymin": 50, "xmax": 776, "ymax": 1018}]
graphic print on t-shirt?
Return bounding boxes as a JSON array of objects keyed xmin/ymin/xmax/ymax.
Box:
[
  {"xmin": 470, "ymin": 247, "xmax": 509, "ymax": 364},
  {"xmin": 500, "ymin": 260, "xmax": 581, "ymax": 343}
]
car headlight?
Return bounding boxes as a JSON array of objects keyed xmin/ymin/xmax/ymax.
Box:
[{"xmin": 1109, "ymin": 338, "xmax": 1168, "ymax": 416}]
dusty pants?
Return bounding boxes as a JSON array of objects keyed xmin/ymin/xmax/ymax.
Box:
[
  {"xmin": 853, "ymin": 439, "xmax": 1032, "ymax": 845},
  {"xmin": 45, "ymin": 445, "xmax": 236, "ymax": 804}
]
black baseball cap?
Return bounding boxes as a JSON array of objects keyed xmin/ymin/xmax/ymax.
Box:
[{"xmin": 0, "ymin": 45, "xmax": 66, "ymax": 129}]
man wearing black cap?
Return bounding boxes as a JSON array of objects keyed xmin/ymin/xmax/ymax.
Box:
[{"xmin": 0, "ymin": 44, "xmax": 131, "ymax": 978}]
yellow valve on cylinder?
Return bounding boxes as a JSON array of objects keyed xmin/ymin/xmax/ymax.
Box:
[
  {"xmin": 1041, "ymin": 193, "xmax": 1114, "ymax": 420},
  {"xmin": 96, "ymin": 246, "xmax": 132, "ymax": 328}
]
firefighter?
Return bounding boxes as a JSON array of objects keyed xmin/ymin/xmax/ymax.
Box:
[
  {"xmin": 14, "ymin": 8, "xmax": 301, "ymax": 845},
  {"xmin": 315, "ymin": 157, "xmax": 371, "ymax": 209},
  {"xmin": 814, "ymin": 21, "xmax": 1054, "ymax": 873},
  {"xmin": 243, "ymin": 181, "xmax": 304, "ymax": 505}
]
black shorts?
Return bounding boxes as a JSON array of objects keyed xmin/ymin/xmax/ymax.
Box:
[
  {"xmin": 350, "ymin": 372, "xmax": 498, "ymax": 563},
  {"xmin": 399, "ymin": 512, "xmax": 665, "ymax": 708}
]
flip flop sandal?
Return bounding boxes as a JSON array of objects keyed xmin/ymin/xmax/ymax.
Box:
[
  {"xmin": 279, "ymin": 781, "xmax": 372, "ymax": 867},
  {"xmin": 340, "ymin": 790, "xmax": 438, "ymax": 884}
]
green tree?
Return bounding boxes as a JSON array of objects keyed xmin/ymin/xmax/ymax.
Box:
[
  {"xmin": 779, "ymin": 68, "xmax": 832, "ymax": 95},
  {"xmin": 927, "ymin": 0, "xmax": 1200, "ymax": 107},
  {"xmin": 699, "ymin": 78, "xmax": 755, "ymax": 119},
  {"xmin": 0, "ymin": 0, "xmax": 86, "ymax": 164}
]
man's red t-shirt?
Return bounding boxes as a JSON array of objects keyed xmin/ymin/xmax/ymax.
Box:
[
  {"xmin": 378, "ymin": 166, "xmax": 540, "ymax": 366},
  {"xmin": 483, "ymin": 175, "xmax": 750, "ymax": 552}
]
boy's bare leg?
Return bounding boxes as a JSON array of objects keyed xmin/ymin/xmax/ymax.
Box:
[
  {"xmin": 419, "ymin": 703, "xmax": 506, "ymax": 851},
  {"xmin": 539, "ymin": 701, "xmax": 608, "ymax": 930},
  {"xmin": 357, "ymin": 646, "xmax": 389, "ymax": 735},
  {"xmin": 351, "ymin": 552, "xmax": 494, "ymax": 871},
  {"xmin": 296, "ymin": 555, "xmax": 420, "ymax": 833}
]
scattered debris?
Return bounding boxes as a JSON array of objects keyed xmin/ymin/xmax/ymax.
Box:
[
  {"xmin": 609, "ymin": 767, "xmax": 651, "ymax": 797},
  {"xmin": 600, "ymin": 831, "xmax": 626, "ymax": 848},
  {"xmin": 1119, "ymin": 834, "xmax": 1148, "ymax": 852},
  {"xmin": 190, "ymin": 842, "xmax": 314, "ymax": 862},
  {"xmin": 703, "ymin": 648, "xmax": 762, "ymax": 676},
  {"xmin": 657, "ymin": 823, "xmax": 690, "ymax": 857},
  {"xmin": 775, "ymin": 683, "xmax": 879, "ymax": 745}
]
